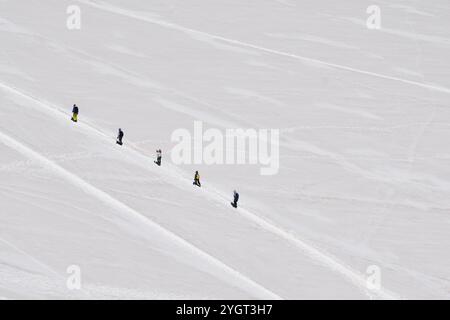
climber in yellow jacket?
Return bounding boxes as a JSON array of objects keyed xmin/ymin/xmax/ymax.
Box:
[
  {"xmin": 71, "ymin": 104, "xmax": 79, "ymax": 122},
  {"xmin": 193, "ymin": 171, "xmax": 201, "ymax": 187}
]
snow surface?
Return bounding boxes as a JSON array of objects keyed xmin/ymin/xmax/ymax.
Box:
[{"xmin": 0, "ymin": 0, "xmax": 449, "ymax": 299}]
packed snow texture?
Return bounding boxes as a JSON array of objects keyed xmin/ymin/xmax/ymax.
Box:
[{"xmin": 0, "ymin": 0, "xmax": 449, "ymax": 299}]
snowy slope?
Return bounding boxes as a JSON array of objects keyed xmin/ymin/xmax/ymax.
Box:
[{"xmin": 0, "ymin": 0, "xmax": 449, "ymax": 299}]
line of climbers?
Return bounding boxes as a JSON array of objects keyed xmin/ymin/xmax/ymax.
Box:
[{"xmin": 70, "ymin": 104, "xmax": 240, "ymax": 208}]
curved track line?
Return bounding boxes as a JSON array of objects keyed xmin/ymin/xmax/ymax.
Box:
[
  {"xmin": 0, "ymin": 81, "xmax": 399, "ymax": 299},
  {"xmin": 0, "ymin": 130, "xmax": 281, "ymax": 300},
  {"xmin": 77, "ymin": 0, "xmax": 450, "ymax": 95},
  {"xmin": 151, "ymin": 163, "xmax": 400, "ymax": 300},
  {"xmin": 0, "ymin": 21, "xmax": 408, "ymax": 186},
  {"xmin": 0, "ymin": 237, "xmax": 62, "ymax": 278},
  {"xmin": 0, "ymin": 237, "xmax": 93, "ymax": 298}
]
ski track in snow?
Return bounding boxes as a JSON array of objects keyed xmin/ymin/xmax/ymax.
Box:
[
  {"xmin": 77, "ymin": 0, "xmax": 450, "ymax": 95},
  {"xmin": 0, "ymin": 237, "xmax": 93, "ymax": 298},
  {"xmin": 186, "ymin": 179, "xmax": 400, "ymax": 300},
  {"xmin": 0, "ymin": 116, "xmax": 280, "ymax": 300},
  {"xmin": 0, "ymin": 237, "xmax": 62, "ymax": 278},
  {"xmin": 0, "ymin": 263, "xmax": 190, "ymax": 299},
  {"xmin": 0, "ymin": 17, "xmax": 413, "ymax": 189},
  {"xmin": 0, "ymin": 81, "xmax": 399, "ymax": 299}
]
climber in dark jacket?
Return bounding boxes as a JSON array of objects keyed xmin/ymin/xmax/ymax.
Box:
[
  {"xmin": 71, "ymin": 104, "xmax": 79, "ymax": 122},
  {"xmin": 116, "ymin": 128, "xmax": 124, "ymax": 145},
  {"xmin": 231, "ymin": 190, "xmax": 239, "ymax": 208}
]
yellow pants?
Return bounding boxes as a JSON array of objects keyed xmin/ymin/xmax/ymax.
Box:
[{"xmin": 72, "ymin": 113, "xmax": 78, "ymax": 122}]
